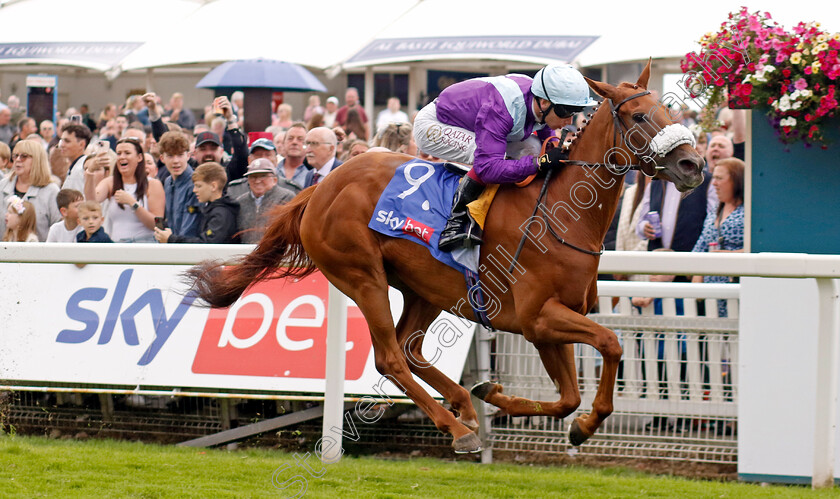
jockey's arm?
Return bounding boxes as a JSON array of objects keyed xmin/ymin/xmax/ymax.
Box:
[{"xmin": 472, "ymin": 107, "xmax": 539, "ymax": 185}]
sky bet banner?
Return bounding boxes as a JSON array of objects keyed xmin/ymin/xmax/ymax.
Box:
[{"xmin": 0, "ymin": 264, "xmax": 474, "ymax": 397}]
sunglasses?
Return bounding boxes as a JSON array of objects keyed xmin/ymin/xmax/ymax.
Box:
[{"xmin": 12, "ymin": 153, "xmax": 31, "ymax": 161}]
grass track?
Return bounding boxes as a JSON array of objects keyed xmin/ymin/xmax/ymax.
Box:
[{"xmin": 0, "ymin": 435, "xmax": 833, "ymax": 498}]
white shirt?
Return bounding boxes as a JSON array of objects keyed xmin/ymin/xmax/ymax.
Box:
[
  {"xmin": 315, "ymin": 157, "xmax": 337, "ymax": 180},
  {"xmin": 46, "ymin": 220, "xmax": 83, "ymax": 242},
  {"xmin": 61, "ymin": 154, "xmax": 88, "ymax": 193},
  {"xmin": 376, "ymin": 109, "xmax": 410, "ymax": 133}
]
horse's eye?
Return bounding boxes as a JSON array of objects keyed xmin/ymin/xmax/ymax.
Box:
[{"xmin": 632, "ymin": 113, "xmax": 646, "ymax": 123}]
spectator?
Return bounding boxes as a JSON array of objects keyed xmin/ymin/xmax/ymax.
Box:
[
  {"xmin": 75, "ymin": 200, "xmax": 113, "ymax": 243},
  {"xmin": 276, "ymin": 123, "xmax": 308, "ymax": 192},
  {"xmin": 7, "ymin": 96, "xmax": 24, "ymax": 125},
  {"xmin": 124, "ymin": 95, "xmax": 150, "ymax": 126},
  {"xmin": 155, "ymin": 162, "xmax": 239, "ymax": 244},
  {"xmin": 164, "ymin": 92, "xmax": 197, "ymax": 131},
  {"xmin": 303, "ymin": 127, "xmax": 342, "ymax": 187},
  {"xmin": 60, "ymin": 124, "xmax": 92, "ymax": 192},
  {"xmin": 235, "ymin": 158, "xmax": 295, "ymax": 244},
  {"xmin": 376, "ymin": 97, "xmax": 409, "ymax": 134},
  {"xmin": 115, "ymin": 114, "xmax": 130, "ymax": 138},
  {"xmin": 340, "ymin": 139, "xmax": 369, "ymax": 161},
  {"xmin": 49, "ymin": 144, "xmax": 70, "ymax": 184},
  {"xmin": 692, "ymin": 158, "xmax": 745, "ymax": 308},
  {"xmin": 303, "ymin": 95, "xmax": 324, "ymax": 123},
  {"xmin": 227, "ymin": 137, "xmax": 297, "ymax": 199},
  {"xmin": 144, "ymin": 153, "xmax": 158, "ymax": 178},
  {"xmin": 335, "ymin": 88, "xmax": 369, "ymax": 134},
  {"xmin": 10, "ymin": 117, "xmax": 36, "ymax": 149},
  {"xmin": 3, "ymin": 196, "xmax": 39, "ymax": 242},
  {"xmin": 231, "ymin": 91, "xmax": 244, "ymax": 116},
  {"xmin": 371, "ymin": 122, "xmax": 412, "ymax": 153},
  {"xmin": 158, "ymin": 131, "xmax": 201, "ymax": 239},
  {"xmin": 0, "ymin": 140, "xmax": 61, "ymax": 240},
  {"xmin": 0, "ymin": 108, "xmax": 14, "ymax": 145},
  {"xmin": 616, "ymin": 173, "xmax": 650, "ymax": 252},
  {"xmin": 272, "ymin": 129, "xmax": 286, "ymax": 157},
  {"xmin": 39, "ymin": 120, "xmax": 56, "ymax": 144},
  {"xmin": 0, "ymin": 142, "xmax": 10, "ymax": 178},
  {"xmin": 46, "ymin": 189, "xmax": 84, "ymax": 242},
  {"xmin": 84, "ymin": 137, "xmax": 164, "ymax": 243},
  {"xmin": 97, "ymin": 103, "xmax": 117, "ymax": 131},
  {"xmin": 323, "ymin": 96, "xmax": 339, "ymax": 128},
  {"xmin": 343, "ymin": 108, "xmax": 368, "ymax": 142},
  {"xmin": 145, "ymin": 93, "xmax": 247, "ymax": 184},
  {"xmin": 78, "ymin": 104, "xmax": 98, "ymax": 132},
  {"xmin": 275, "ymin": 103, "xmax": 293, "ymax": 129}
]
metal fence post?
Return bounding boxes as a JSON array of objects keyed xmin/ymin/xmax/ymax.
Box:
[
  {"xmin": 813, "ymin": 278, "xmax": 840, "ymax": 489},
  {"xmin": 473, "ymin": 325, "xmax": 494, "ymax": 464},
  {"xmin": 321, "ymin": 283, "xmax": 347, "ymax": 462}
]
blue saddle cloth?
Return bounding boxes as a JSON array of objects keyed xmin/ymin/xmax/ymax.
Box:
[{"xmin": 367, "ymin": 159, "xmax": 466, "ymax": 272}]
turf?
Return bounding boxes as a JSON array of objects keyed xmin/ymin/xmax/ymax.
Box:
[{"xmin": 0, "ymin": 435, "xmax": 834, "ymax": 498}]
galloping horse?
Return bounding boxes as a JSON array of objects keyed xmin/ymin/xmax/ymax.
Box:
[{"xmin": 187, "ymin": 61, "xmax": 704, "ymax": 453}]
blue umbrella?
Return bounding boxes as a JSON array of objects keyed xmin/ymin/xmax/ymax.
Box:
[{"xmin": 196, "ymin": 58, "xmax": 326, "ymax": 92}]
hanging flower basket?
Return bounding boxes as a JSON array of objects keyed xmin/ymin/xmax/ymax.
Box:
[{"xmin": 681, "ymin": 7, "xmax": 840, "ymax": 148}]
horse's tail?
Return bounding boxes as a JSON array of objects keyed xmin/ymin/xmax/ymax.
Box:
[{"xmin": 186, "ymin": 187, "xmax": 318, "ymax": 308}]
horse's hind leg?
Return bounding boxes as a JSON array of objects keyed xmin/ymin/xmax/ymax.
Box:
[
  {"xmin": 472, "ymin": 343, "xmax": 581, "ymax": 420},
  {"xmin": 324, "ymin": 268, "xmax": 480, "ymax": 453},
  {"xmin": 395, "ymin": 293, "xmax": 479, "ymax": 432}
]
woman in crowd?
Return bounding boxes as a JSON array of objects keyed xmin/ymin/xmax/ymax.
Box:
[
  {"xmin": 692, "ymin": 157, "xmax": 745, "ymax": 315},
  {"xmin": 84, "ymin": 137, "xmax": 164, "ymax": 243},
  {"xmin": 343, "ymin": 108, "xmax": 368, "ymax": 142},
  {"xmin": 303, "ymin": 95, "xmax": 324, "ymax": 123},
  {"xmin": 275, "ymin": 103, "xmax": 294, "ymax": 129},
  {"xmin": 371, "ymin": 122, "xmax": 413, "ymax": 154},
  {"xmin": 0, "ymin": 139, "xmax": 61, "ymax": 240},
  {"xmin": 3, "ymin": 196, "xmax": 39, "ymax": 242}
]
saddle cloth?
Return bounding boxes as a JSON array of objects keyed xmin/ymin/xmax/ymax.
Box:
[{"xmin": 367, "ymin": 159, "xmax": 500, "ymax": 273}]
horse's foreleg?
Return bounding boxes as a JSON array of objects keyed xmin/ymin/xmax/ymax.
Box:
[
  {"xmin": 527, "ymin": 298, "xmax": 622, "ymax": 445},
  {"xmin": 395, "ymin": 295, "xmax": 479, "ymax": 432},
  {"xmin": 472, "ymin": 343, "xmax": 581, "ymax": 418}
]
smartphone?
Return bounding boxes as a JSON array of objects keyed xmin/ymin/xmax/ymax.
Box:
[
  {"xmin": 96, "ymin": 140, "xmax": 110, "ymax": 154},
  {"xmin": 70, "ymin": 114, "xmax": 83, "ymax": 124},
  {"xmin": 154, "ymin": 217, "xmax": 167, "ymax": 230}
]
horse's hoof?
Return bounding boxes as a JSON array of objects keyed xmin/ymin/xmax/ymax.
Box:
[
  {"xmin": 569, "ymin": 417, "xmax": 593, "ymax": 446},
  {"xmin": 457, "ymin": 416, "xmax": 480, "ymax": 432},
  {"xmin": 470, "ymin": 381, "xmax": 499, "ymax": 401},
  {"xmin": 452, "ymin": 432, "xmax": 482, "ymax": 454}
]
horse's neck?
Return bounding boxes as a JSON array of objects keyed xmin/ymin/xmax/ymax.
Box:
[{"xmin": 551, "ymin": 111, "xmax": 625, "ymax": 241}]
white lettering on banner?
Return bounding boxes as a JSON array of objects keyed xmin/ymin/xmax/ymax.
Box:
[
  {"xmin": 276, "ymin": 295, "xmax": 323, "ymax": 352},
  {"xmin": 398, "ymin": 162, "xmax": 435, "ymax": 199},
  {"xmin": 375, "ymin": 210, "xmax": 405, "ymax": 230},
  {"xmin": 217, "ymin": 293, "xmax": 274, "ymax": 349}
]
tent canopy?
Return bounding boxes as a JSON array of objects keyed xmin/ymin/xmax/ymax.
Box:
[{"xmin": 0, "ymin": 0, "xmax": 838, "ymax": 72}]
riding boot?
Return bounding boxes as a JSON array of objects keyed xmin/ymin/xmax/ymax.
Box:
[{"xmin": 438, "ymin": 176, "xmax": 485, "ymax": 252}]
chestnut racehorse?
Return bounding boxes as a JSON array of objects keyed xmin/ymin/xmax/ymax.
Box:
[{"xmin": 187, "ymin": 61, "xmax": 704, "ymax": 453}]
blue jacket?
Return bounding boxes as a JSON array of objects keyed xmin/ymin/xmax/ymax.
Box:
[
  {"xmin": 77, "ymin": 227, "xmax": 113, "ymax": 243},
  {"xmin": 164, "ymin": 166, "xmax": 201, "ymax": 238}
]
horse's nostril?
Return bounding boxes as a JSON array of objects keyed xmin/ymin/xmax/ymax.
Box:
[{"xmin": 679, "ymin": 158, "xmax": 700, "ymax": 173}]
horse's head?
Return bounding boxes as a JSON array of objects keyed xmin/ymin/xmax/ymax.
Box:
[{"xmin": 584, "ymin": 60, "xmax": 704, "ymax": 192}]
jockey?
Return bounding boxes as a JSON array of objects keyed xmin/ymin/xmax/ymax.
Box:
[{"xmin": 413, "ymin": 64, "xmax": 598, "ymax": 252}]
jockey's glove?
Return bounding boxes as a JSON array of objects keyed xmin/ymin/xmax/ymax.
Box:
[{"xmin": 537, "ymin": 148, "xmax": 568, "ymax": 174}]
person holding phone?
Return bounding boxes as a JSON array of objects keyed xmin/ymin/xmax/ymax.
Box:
[
  {"xmin": 59, "ymin": 124, "xmax": 92, "ymax": 192},
  {"xmin": 84, "ymin": 137, "xmax": 164, "ymax": 243}
]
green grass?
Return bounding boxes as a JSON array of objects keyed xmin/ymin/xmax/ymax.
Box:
[{"xmin": 0, "ymin": 435, "xmax": 835, "ymax": 498}]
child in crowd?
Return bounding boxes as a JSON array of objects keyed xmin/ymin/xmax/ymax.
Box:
[
  {"xmin": 46, "ymin": 189, "xmax": 84, "ymax": 242},
  {"xmin": 76, "ymin": 200, "xmax": 113, "ymax": 243},
  {"xmin": 3, "ymin": 196, "xmax": 38, "ymax": 242},
  {"xmin": 154, "ymin": 162, "xmax": 239, "ymax": 244}
]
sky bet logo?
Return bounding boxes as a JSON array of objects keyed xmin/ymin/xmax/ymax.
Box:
[
  {"xmin": 56, "ymin": 269, "xmax": 196, "ymax": 366},
  {"xmin": 376, "ymin": 210, "xmax": 434, "ymax": 244}
]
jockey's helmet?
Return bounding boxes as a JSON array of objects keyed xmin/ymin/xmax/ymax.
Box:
[{"xmin": 532, "ymin": 64, "xmax": 598, "ymax": 109}]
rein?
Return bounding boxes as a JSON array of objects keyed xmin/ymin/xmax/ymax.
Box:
[{"xmin": 508, "ymin": 92, "xmax": 656, "ymax": 270}]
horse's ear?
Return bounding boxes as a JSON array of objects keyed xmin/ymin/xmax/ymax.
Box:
[
  {"xmin": 636, "ymin": 58, "xmax": 652, "ymax": 89},
  {"xmin": 585, "ymin": 76, "xmax": 614, "ymax": 100}
]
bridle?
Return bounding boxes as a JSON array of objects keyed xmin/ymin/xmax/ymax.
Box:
[{"xmin": 508, "ymin": 90, "xmax": 662, "ymax": 268}]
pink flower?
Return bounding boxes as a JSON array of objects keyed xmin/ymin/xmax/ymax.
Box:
[{"xmin": 794, "ymin": 78, "xmax": 809, "ymax": 90}]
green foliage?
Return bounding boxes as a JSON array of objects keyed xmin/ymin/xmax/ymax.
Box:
[{"xmin": 0, "ymin": 436, "xmax": 834, "ymax": 498}]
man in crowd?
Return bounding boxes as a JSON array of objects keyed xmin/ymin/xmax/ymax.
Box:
[
  {"xmin": 323, "ymin": 96, "xmax": 339, "ymax": 128},
  {"xmin": 303, "ymin": 127, "xmax": 342, "ymax": 187},
  {"xmin": 236, "ymin": 158, "xmax": 295, "ymax": 244},
  {"xmin": 158, "ymin": 130, "xmax": 201, "ymax": 239},
  {"xmin": 376, "ymin": 97, "xmax": 409, "ymax": 134},
  {"xmin": 276, "ymin": 123, "xmax": 308, "ymax": 192},
  {"xmin": 0, "ymin": 108, "xmax": 13, "ymax": 145},
  {"xmin": 227, "ymin": 137, "xmax": 298, "ymax": 199},
  {"xmin": 165, "ymin": 92, "xmax": 197, "ymax": 132},
  {"xmin": 10, "ymin": 117, "xmax": 36, "ymax": 149},
  {"xmin": 59, "ymin": 124, "xmax": 92, "ymax": 192},
  {"xmin": 335, "ymin": 88, "xmax": 369, "ymax": 133}
]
